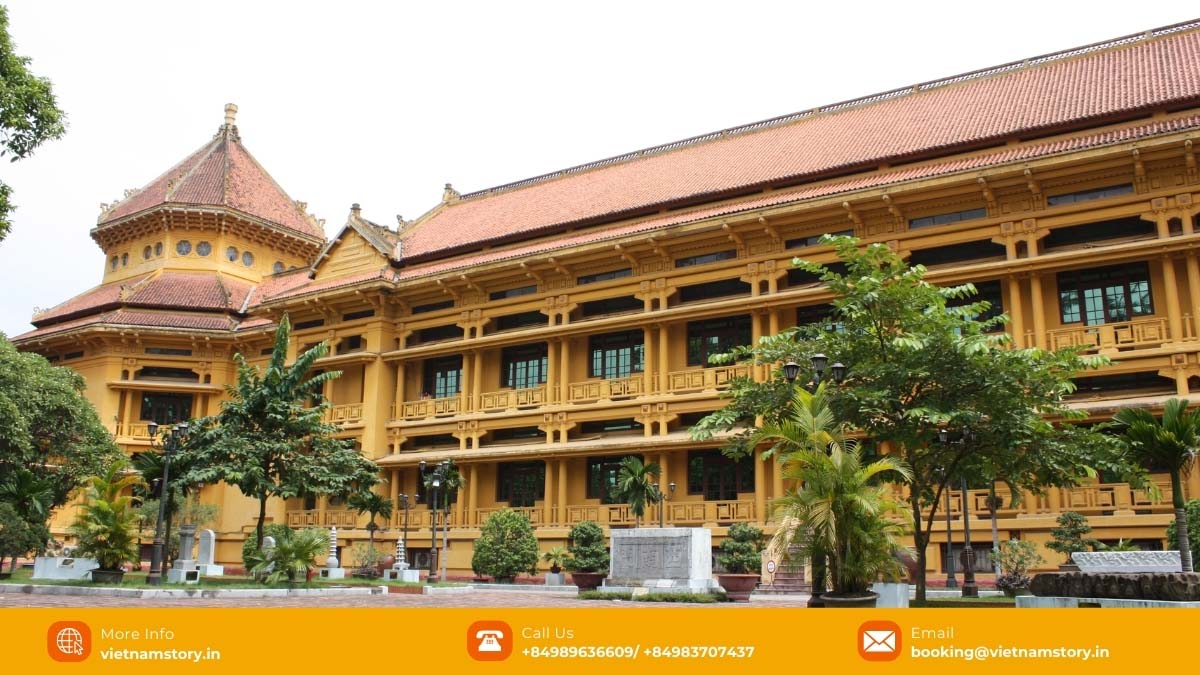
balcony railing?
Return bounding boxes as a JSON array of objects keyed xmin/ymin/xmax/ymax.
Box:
[
  {"xmin": 666, "ymin": 364, "xmax": 752, "ymax": 393},
  {"xmin": 479, "ymin": 386, "xmax": 546, "ymax": 412},
  {"xmin": 285, "ymin": 509, "xmax": 360, "ymax": 528},
  {"xmin": 568, "ymin": 376, "xmax": 645, "ymax": 403},
  {"xmin": 664, "ymin": 500, "xmax": 757, "ymax": 525},
  {"xmin": 918, "ymin": 480, "xmax": 1173, "ymax": 519},
  {"xmin": 114, "ymin": 422, "xmax": 153, "ymax": 440},
  {"xmin": 1046, "ymin": 317, "xmax": 1170, "ymax": 353},
  {"xmin": 398, "ymin": 396, "xmax": 461, "ymax": 420},
  {"xmin": 475, "ymin": 506, "xmax": 543, "ymax": 526},
  {"xmin": 325, "ymin": 403, "xmax": 364, "ymax": 425}
]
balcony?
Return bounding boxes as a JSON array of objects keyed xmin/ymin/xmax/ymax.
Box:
[
  {"xmin": 1046, "ymin": 317, "xmax": 1172, "ymax": 353},
  {"xmin": 285, "ymin": 509, "xmax": 359, "ymax": 528},
  {"xmin": 479, "ymin": 386, "xmax": 546, "ymax": 412},
  {"xmin": 666, "ymin": 364, "xmax": 752, "ymax": 394},
  {"xmin": 919, "ymin": 479, "xmax": 1173, "ymax": 519},
  {"xmin": 567, "ymin": 376, "xmax": 644, "ymax": 404},
  {"xmin": 114, "ymin": 422, "xmax": 153, "ymax": 440},
  {"xmin": 396, "ymin": 396, "xmax": 461, "ymax": 420},
  {"xmin": 324, "ymin": 403, "xmax": 363, "ymax": 425}
]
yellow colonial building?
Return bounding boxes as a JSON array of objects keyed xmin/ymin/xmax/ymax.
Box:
[{"xmin": 14, "ymin": 21, "xmax": 1200, "ymax": 576}]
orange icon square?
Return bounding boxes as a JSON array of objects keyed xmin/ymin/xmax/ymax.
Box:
[
  {"xmin": 48, "ymin": 621, "xmax": 91, "ymax": 662},
  {"xmin": 858, "ymin": 620, "xmax": 901, "ymax": 662},
  {"xmin": 467, "ymin": 620, "xmax": 513, "ymax": 661}
]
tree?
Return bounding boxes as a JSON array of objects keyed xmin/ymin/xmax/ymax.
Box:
[
  {"xmin": 1111, "ymin": 398, "xmax": 1199, "ymax": 572},
  {"xmin": 1045, "ymin": 511, "xmax": 1097, "ymax": 564},
  {"xmin": 0, "ymin": 501, "xmax": 48, "ymax": 574},
  {"xmin": 693, "ymin": 236, "xmax": 1136, "ymax": 601},
  {"xmin": 1166, "ymin": 500, "xmax": 1200, "ymax": 567},
  {"xmin": 613, "ymin": 456, "xmax": 661, "ymax": 527},
  {"xmin": 0, "ymin": 337, "xmax": 120, "ymax": 511},
  {"xmin": 178, "ymin": 315, "xmax": 379, "ymax": 551},
  {"xmin": 348, "ymin": 488, "xmax": 393, "ymax": 553},
  {"xmin": 68, "ymin": 461, "xmax": 143, "ymax": 572},
  {"xmin": 716, "ymin": 522, "xmax": 765, "ymax": 574},
  {"xmin": 0, "ymin": 466, "xmax": 53, "ymax": 523},
  {"xmin": 0, "ymin": 6, "xmax": 67, "ymax": 242},
  {"xmin": 563, "ymin": 520, "xmax": 608, "ymax": 574},
  {"xmin": 471, "ymin": 509, "xmax": 539, "ymax": 582}
]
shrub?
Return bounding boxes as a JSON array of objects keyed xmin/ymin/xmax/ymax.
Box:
[
  {"xmin": 0, "ymin": 503, "xmax": 49, "ymax": 574},
  {"xmin": 989, "ymin": 540, "xmax": 1043, "ymax": 596},
  {"xmin": 716, "ymin": 522, "xmax": 764, "ymax": 574},
  {"xmin": 1045, "ymin": 511, "xmax": 1097, "ymax": 563},
  {"xmin": 246, "ymin": 527, "xmax": 328, "ymax": 584},
  {"xmin": 68, "ymin": 462, "xmax": 143, "ymax": 572},
  {"xmin": 1166, "ymin": 500, "xmax": 1200, "ymax": 563},
  {"xmin": 563, "ymin": 521, "xmax": 608, "ymax": 573},
  {"xmin": 241, "ymin": 523, "xmax": 291, "ymax": 570},
  {"xmin": 471, "ymin": 510, "xmax": 539, "ymax": 582}
]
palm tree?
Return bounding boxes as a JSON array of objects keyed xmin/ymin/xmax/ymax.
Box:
[
  {"xmin": 614, "ymin": 456, "xmax": 662, "ymax": 527},
  {"xmin": 68, "ymin": 462, "xmax": 144, "ymax": 572},
  {"xmin": 755, "ymin": 383, "xmax": 913, "ymax": 598},
  {"xmin": 1112, "ymin": 398, "xmax": 1198, "ymax": 572},
  {"xmin": 0, "ymin": 467, "xmax": 54, "ymax": 523},
  {"xmin": 348, "ymin": 488, "xmax": 393, "ymax": 553}
]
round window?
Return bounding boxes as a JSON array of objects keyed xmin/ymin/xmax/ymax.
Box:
[
  {"xmin": 273, "ymin": 261, "xmax": 285, "ymax": 274},
  {"xmin": 143, "ymin": 245, "xmax": 152, "ymax": 260},
  {"xmin": 176, "ymin": 240, "xmax": 192, "ymax": 255},
  {"xmin": 226, "ymin": 246, "xmax": 238, "ymax": 262},
  {"xmin": 154, "ymin": 242, "xmax": 163, "ymax": 256},
  {"xmin": 197, "ymin": 241, "xmax": 212, "ymax": 256},
  {"xmin": 242, "ymin": 251, "xmax": 255, "ymax": 267},
  {"xmin": 121, "ymin": 253, "xmax": 129, "ymax": 266}
]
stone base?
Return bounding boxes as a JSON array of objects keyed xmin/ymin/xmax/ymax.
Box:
[
  {"xmin": 383, "ymin": 569, "xmax": 420, "ymax": 582},
  {"xmin": 605, "ymin": 577, "xmax": 721, "ymax": 591},
  {"xmin": 320, "ymin": 568, "xmax": 346, "ymax": 579},
  {"xmin": 196, "ymin": 564, "xmax": 224, "ymax": 577},
  {"xmin": 544, "ymin": 572, "xmax": 566, "ymax": 586},
  {"xmin": 32, "ymin": 556, "xmax": 99, "ymax": 581},
  {"xmin": 166, "ymin": 568, "xmax": 200, "ymax": 584},
  {"xmin": 609, "ymin": 527, "xmax": 715, "ymax": 590},
  {"xmin": 872, "ymin": 582, "xmax": 910, "ymax": 608},
  {"xmin": 1018, "ymin": 595, "xmax": 1200, "ymax": 608}
]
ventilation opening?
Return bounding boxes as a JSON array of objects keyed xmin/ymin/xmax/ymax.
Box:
[
  {"xmin": 1043, "ymin": 217, "xmax": 1155, "ymax": 251},
  {"xmin": 908, "ymin": 240, "xmax": 1005, "ymax": 268},
  {"xmin": 675, "ymin": 278, "xmax": 752, "ymax": 305},
  {"xmin": 1070, "ymin": 371, "xmax": 1173, "ymax": 399}
]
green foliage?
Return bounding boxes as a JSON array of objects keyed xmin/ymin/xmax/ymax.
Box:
[
  {"xmin": 348, "ymin": 490, "xmax": 393, "ymax": 532},
  {"xmin": 613, "ymin": 456, "xmax": 661, "ymax": 526},
  {"xmin": 68, "ymin": 461, "xmax": 144, "ymax": 571},
  {"xmin": 692, "ymin": 236, "xmax": 1136, "ymax": 600},
  {"xmin": 246, "ymin": 527, "xmax": 328, "ymax": 584},
  {"xmin": 541, "ymin": 545, "xmax": 567, "ymax": 571},
  {"xmin": 240, "ymin": 523, "xmax": 291, "ymax": 570},
  {"xmin": 577, "ymin": 590, "xmax": 724, "ymax": 603},
  {"xmin": 421, "ymin": 460, "xmax": 464, "ymax": 510},
  {"xmin": 716, "ymin": 522, "xmax": 764, "ymax": 574},
  {"xmin": 179, "ymin": 315, "xmax": 379, "ymax": 550},
  {"xmin": 1166, "ymin": 500, "xmax": 1200, "ymax": 565},
  {"xmin": 348, "ymin": 541, "xmax": 384, "ymax": 576},
  {"xmin": 1110, "ymin": 398, "xmax": 1199, "ymax": 572},
  {"xmin": 1097, "ymin": 539, "xmax": 1140, "ymax": 552},
  {"xmin": 989, "ymin": 539, "xmax": 1043, "ymax": 595},
  {"xmin": 0, "ymin": 501, "xmax": 48, "ymax": 573},
  {"xmin": 0, "ymin": 338, "xmax": 120, "ymax": 510},
  {"xmin": 1045, "ymin": 511, "xmax": 1098, "ymax": 562},
  {"xmin": 471, "ymin": 509, "xmax": 539, "ymax": 581},
  {"xmin": 564, "ymin": 520, "xmax": 609, "ymax": 573},
  {"xmin": 0, "ymin": 466, "xmax": 53, "ymax": 523}
]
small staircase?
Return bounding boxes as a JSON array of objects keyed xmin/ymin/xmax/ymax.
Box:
[{"xmin": 755, "ymin": 546, "xmax": 811, "ymax": 595}]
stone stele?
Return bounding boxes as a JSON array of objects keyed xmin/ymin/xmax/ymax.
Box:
[{"xmin": 608, "ymin": 527, "xmax": 720, "ymax": 591}]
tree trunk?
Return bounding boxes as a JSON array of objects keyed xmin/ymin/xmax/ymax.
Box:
[
  {"xmin": 164, "ymin": 494, "xmax": 174, "ymax": 566},
  {"xmin": 256, "ymin": 496, "xmax": 268, "ymax": 550},
  {"xmin": 1171, "ymin": 470, "xmax": 1193, "ymax": 573},
  {"xmin": 911, "ymin": 499, "xmax": 928, "ymax": 603}
]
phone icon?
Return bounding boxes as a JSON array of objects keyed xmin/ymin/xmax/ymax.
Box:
[{"xmin": 467, "ymin": 621, "xmax": 512, "ymax": 661}]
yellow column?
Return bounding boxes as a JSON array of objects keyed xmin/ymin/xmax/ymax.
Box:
[
  {"xmin": 772, "ymin": 454, "xmax": 784, "ymax": 505},
  {"xmin": 468, "ymin": 464, "xmax": 479, "ymax": 527},
  {"xmin": 754, "ymin": 448, "xmax": 766, "ymax": 524},
  {"xmin": 1162, "ymin": 256, "xmax": 1184, "ymax": 343},
  {"xmin": 362, "ymin": 355, "xmax": 394, "ymax": 460},
  {"xmin": 543, "ymin": 459, "xmax": 555, "ymax": 524},
  {"xmin": 454, "ymin": 474, "xmax": 465, "ymax": 527},
  {"xmin": 769, "ymin": 309, "xmax": 780, "ymax": 336},
  {"xmin": 473, "ymin": 350, "xmax": 484, "ymax": 410},
  {"xmin": 560, "ymin": 338, "xmax": 571, "ymax": 403},
  {"xmin": 460, "ymin": 351, "xmax": 471, "ymax": 412},
  {"xmin": 1186, "ymin": 254, "xmax": 1200, "ymax": 340},
  {"xmin": 389, "ymin": 470, "xmax": 399, "ymax": 525},
  {"xmin": 120, "ymin": 391, "xmax": 133, "ymax": 435},
  {"xmin": 1007, "ymin": 277, "xmax": 1026, "ymax": 348},
  {"xmin": 557, "ymin": 459, "xmax": 568, "ymax": 526},
  {"xmin": 394, "ymin": 362, "xmax": 406, "ymax": 417},
  {"xmin": 643, "ymin": 326, "xmax": 655, "ymax": 394},
  {"xmin": 546, "ymin": 340, "xmax": 558, "ymax": 404},
  {"xmin": 1186, "ymin": 458, "xmax": 1200, "ymax": 500},
  {"xmin": 1029, "ymin": 274, "xmax": 1046, "ymax": 349},
  {"xmin": 658, "ymin": 325, "xmax": 670, "ymax": 391}
]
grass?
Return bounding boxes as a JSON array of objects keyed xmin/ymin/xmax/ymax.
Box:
[
  {"xmin": 0, "ymin": 566, "xmax": 465, "ymax": 590},
  {"xmin": 912, "ymin": 596, "xmax": 1016, "ymax": 608},
  {"xmin": 579, "ymin": 590, "xmax": 727, "ymax": 603}
]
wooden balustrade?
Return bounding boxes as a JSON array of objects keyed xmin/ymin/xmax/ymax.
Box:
[
  {"xmin": 399, "ymin": 396, "xmax": 460, "ymax": 420},
  {"xmin": 567, "ymin": 376, "xmax": 645, "ymax": 403},
  {"xmin": 325, "ymin": 403, "xmax": 364, "ymax": 425},
  {"xmin": 666, "ymin": 364, "xmax": 752, "ymax": 393},
  {"xmin": 114, "ymin": 422, "xmax": 153, "ymax": 440},
  {"xmin": 475, "ymin": 506, "xmax": 542, "ymax": 525},
  {"xmin": 1046, "ymin": 317, "xmax": 1170, "ymax": 353},
  {"xmin": 917, "ymin": 480, "xmax": 1173, "ymax": 519},
  {"xmin": 478, "ymin": 386, "xmax": 546, "ymax": 412},
  {"xmin": 665, "ymin": 500, "xmax": 756, "ymax": 524}
]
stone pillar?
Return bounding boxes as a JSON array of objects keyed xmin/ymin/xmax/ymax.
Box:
[
  {"xmin": 1007, "ymin": 277, "xmax": 1026, "ymax": 348},
  {"xmin": 543, "ymin": 459, "xmax": 555, "ymax": 524},
  {"xmin": 1029, "ymin": 274, "xmax": 1046, "ymax": 349},
  {"xmin": 1162, "ymin": 256, "xmax": 1185, "ymax": 343},
  {"xmin": 754, "ymin": 448, "xmax": 766, "ymax": 524},
  {"xmin": 557, "ymin": 458, "xmax": 568, "ymax": 526}
]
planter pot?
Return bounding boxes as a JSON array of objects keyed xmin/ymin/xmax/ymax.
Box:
[
  {"xmin": 1003, "ymin": 586, "xmax": 1032, "ymax": 598},
  {"xmin": 819, "ymin": 591, "xmax": 879, "ymax": 608},
  {"xmin": 90, "ymin": 569, "xmax": 125, "ymax": 584},
  {"xmin": 872, "ymin": 582, "xmax": 910, "ymax": 608},
  {"xmin": 717, "ymin": 573, "xmax": 760, "ymax": 602},
  {"xmin": 570, "ymin": 572, "xmax": 607, "ymax": 591}
]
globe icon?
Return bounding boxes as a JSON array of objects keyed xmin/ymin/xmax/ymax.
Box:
[{"xmin": 56, "ymin": 628, "xmax": 84, "ymax": 655}]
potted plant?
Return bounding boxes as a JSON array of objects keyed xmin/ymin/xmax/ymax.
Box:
[
  {"xmin": 1045, "ymin": 511, "xmax": 1096, "ymax": 570},
  {"xmin": 563, "ymin": 520, "xmax": 609, "ymax": 591},
  {"xmin": 542, "ymin": 545, "xmax": 568, "ymax": 585},
  {"xmin": 716, "ymin": 522, "xmax": 764, "ymax": 601},
  {"xmin": 470, "ymin": 510, "xmax": 539, "ymax": 584},
  {"xmin": 988, "ymin": 539, "xmax": 1043, "ymax": 597},
  {"xmin": 246, "ymin": 527, "xmax": 329, "ymax": 585},
  {"xmin": 68, "ymin": 462, "xmax": 144, "ymax": 584},
  {"xmin": 756, "ymin": 383, "xmax": 913, "ymax": 607}
]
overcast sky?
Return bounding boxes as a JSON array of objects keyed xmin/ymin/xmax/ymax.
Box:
[{"xmin": 1, "ymin": 1, "xmax": 1196, "ymax": 337}]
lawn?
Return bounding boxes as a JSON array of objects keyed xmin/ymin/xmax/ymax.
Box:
[{"xmin": 0, "ymin": 566, "xmax": 464, "ymax": 589}]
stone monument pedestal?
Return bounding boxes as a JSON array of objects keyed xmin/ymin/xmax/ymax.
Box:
[
  {"xmin": 383, "ymin": 567, "xmax": 421, "ymax": 582},
  {"xmin": 545, "ymin": 572, "xmax": 566, "ymax": 586},
  {"xmin": 195, "ymin": 529, "xmax": 224, "ymax": 577},
  {"xmin": 606, "ymin": 527, "xmax": 720, "ymax": 592},
  {"xmin": 166, "ymin": 565, "xmax": 200, "ymax": 584},
  {"xmin": 319, "ymin": 567, "xmax": 346, "ymax": 579},
  {"xmin": 32, "ymin": 556, "xmax": 99, "ymax": 580}
]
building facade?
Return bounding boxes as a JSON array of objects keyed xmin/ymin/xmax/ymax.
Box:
[{"xmin": 14, "ymin": 22, "xmax": 1200, "ymax": 575}]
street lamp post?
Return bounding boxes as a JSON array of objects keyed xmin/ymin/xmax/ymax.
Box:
[
  {"xmin": 439, "ymin": 461, "xmax": 450, "ymax": 583},
  {"xmin": 146, "ymin": 421, "xmax": 189, "ymax": 587},
  {"xmin": 944, "ymin": 487, "xmax": 957, "ymax": 589},
  {"xmin": 782, "ymin": 354, "xmax": 847, "ymax": 607},
  {"xmin": 419, "ymin": 460, "xmax": 450, "ymax": 582},
  {"xmin": 936, "ymin": 427, "xmax": 979, "ymax": 598},
  {"xmin": 659, "ymin": 481, "xmax": 676, "ymax": 527},
  {"xmin": 398, "ymin": 493, "xmax": 410, "ymax": 568}
]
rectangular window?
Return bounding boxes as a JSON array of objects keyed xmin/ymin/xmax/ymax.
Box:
[
  {"xmin": 140, "ymin": 393, "xmax": 193, "ymax": 424},
  {"xmin": 496, "ymin": 462, "xmax": 546, "ymax": 507},
  {"xmin": 675, "ymin": 249, "xmax": 737, "ymax": 268},
  {"xmin": 422, "ymin": 356, "xmax": 462, "ymax": 399},
  {"xmin": 135, "ymin": 367, "xmax": 199, "ymax": 381},
  {"xmin": 413, "ymin": 324, "xmax": 461, "ymax": 344},
  {"xmin": 1047, "ymin": 183, "xmax": 1134, "ymax": 207},
  {"xmin": 588, "ymin": 331, "xmax": 644, "ymax": 379},
  {"xmin": 580, "ymin": 295, "xmax": 642, "ymax": 318},
  {"xmin": 145, "ymin": 347, "xmax": 193, "ymax": 356},
  {"xmin": 907, "ymin": 207, "xmax": 987, "ymax": 231},
  {"xmin": 293, "ymin": 319, "xmax": 325, "ymax": 330},
  {"xmin": 586, "ymin": 455, "xmax": 641, "ymax": 504},
  {"xmin": 342, "ymin": 309, "xmax": 375, "ymax": 321},
  {"xmin": 946, "ymin": 280, "xmax": 1004, "ymax": 326},
  {"xmin": 677, "ymin": 278, "xmax": 751, "ymax": 304},
  {"xmin": 494, "ymin": 310, "xmax": 549, "ymax": 331},
  {"xmin": 412, "ymin": 300, "xmax": 453, "ymax": 314},
  {"xmin": 1057, "ymin": 263, "xmax": 1153, "ymax": 326},
  {"xmin": 687, "ymin": 451, "xmax": 754, "ymax": 500},
  {"xmin": 501, "ymin": 344, "xmax": 548, "ymax": 389},
  {"xmin": 579, "ymin": 418, "xmax": 642, "ymax": 434},
  {"xmin": 687, "ymin": 316, "xmax": 752, "ymax": 366},
  {"xmin": 337, "ymin": 335, "xmax": 364, "ymax": 353},
  {"xmin": 795, "ymin": 303, "xmax": 843, "ymax": 332},
  {"xmin": 785, "ymin": 230, "xmax": 854, "ymax": 249},
  {"xmin": 577, "ymin": 268, "xmax": 632, "ymax": 285},
  {"xmin": 489, "ymin": 284, "xmax": 537, "ymax": 301},
  {"xmin": 63, "ymin": 351, "xmax": 85, "ymax": 360}
]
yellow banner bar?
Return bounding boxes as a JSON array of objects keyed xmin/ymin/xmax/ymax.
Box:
[{"xmin": 2, "ymin": 608, "xmax": 1190, "ymax": 673}]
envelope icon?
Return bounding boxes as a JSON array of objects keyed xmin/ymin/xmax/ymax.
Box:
[{"xmin": 862, "ymin": 630, "xmax": 896, "ymax": 653}]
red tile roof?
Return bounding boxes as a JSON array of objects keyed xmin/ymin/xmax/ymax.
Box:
[
  {"xmin": 97, "ymin": 122, "xmax": 325, "ymax": 240},
  {"xmin": 399, "ymin": 24, "xmax": 1200, "ymax": 262},
  {"xmin": 30, "ymin": 271, "xmax": 255, "ymax": 327},
  {"xmin": 32, "ymin": 274, "xmax": 152, "ymax": 324},
  {"xmin": 14, "ymin": 309, "xmax": 237, "ymax": 341}
]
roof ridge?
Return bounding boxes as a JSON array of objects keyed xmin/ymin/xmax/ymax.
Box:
[{"xmin": 455, "ymin": 18, "xmax": 1200, "ymax": 202}]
